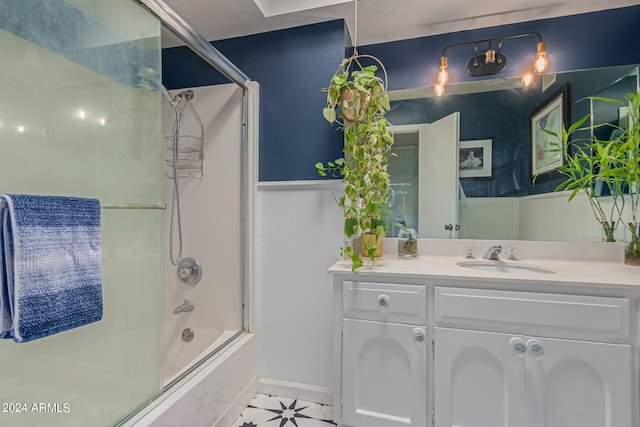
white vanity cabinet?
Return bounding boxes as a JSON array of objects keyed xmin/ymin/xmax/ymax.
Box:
[
  {"xmin": 336, "ymin": 281, "xmax": 429, "ymax": 427},
  {"xmin": 434, "ymin": 287, "xmax": 632, "ymax": 427},
  {"xmin": 331, "ymin": 257, "xmax": 639, "ymax": 427}
]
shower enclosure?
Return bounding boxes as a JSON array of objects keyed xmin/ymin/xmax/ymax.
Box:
[
  {"xmin": 161, "ymin": 82, "xmax": 245, "ymax": 385},
  {"xmin": 0, "ymin": 1, "xmax": 254, "ymax": 426}
]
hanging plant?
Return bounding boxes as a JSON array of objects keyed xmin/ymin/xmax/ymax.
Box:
[{"xmin": 316, "ymin": 54, "xmax": 394, "ymax": 270}]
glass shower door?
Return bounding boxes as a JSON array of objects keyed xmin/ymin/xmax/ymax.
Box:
[{"xmin": 0, "ymin": 1, "xmax": 164, "ymax": 425}]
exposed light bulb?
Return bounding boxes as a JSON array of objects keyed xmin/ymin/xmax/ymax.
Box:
[
  {"xmin": 434, "ymin": 84, "xmax": 445, "ymax": 97},
  {"xmin": 534, "ymin": 41, "xmax": 548, "ymax": 73},
  {"xmin": 17, "ymin": 126, "xmax": 25, "ymax": 133},
  {"xmin": 437, "ymin": 56, "xmax": 449, "ymax": 85},
  {"xmin": 521, "ymin": 71, "xmax": 535, "ymax": 87},
  {"xmin": 98, "ymin": 117, "xmax": 107, "ymax": 126},
  {"xmin": 485, "ymin": 49, "xmax": 496, "ymax": 64},
  {"xmin": 77, "ymin": 109, "xmax": 86, "ymax": 120}
]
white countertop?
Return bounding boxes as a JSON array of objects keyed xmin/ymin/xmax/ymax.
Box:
[{"xmin": 328, "ymin": 255, "xmax": 640, "ymax": 289}]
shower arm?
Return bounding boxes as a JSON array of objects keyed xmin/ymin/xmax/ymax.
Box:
[
  {"xmin": 163, "ymin": 86, "xmax": 204, "ymax": 148},
  {"xmin": 161, "ymin": 84, "xmax": 173, "ymax": 103},
  {"xmin": 162, "ymin": 86, "xmax": 195, "ymax": 108}
]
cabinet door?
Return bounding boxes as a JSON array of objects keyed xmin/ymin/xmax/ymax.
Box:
[
  {"xmin": 525, "ymin": 337, "xmax": 631, "ymax": 427},
  {"xmin": 342, "ymin": 319, "xmax": 427, "ymax": 427},
  {"xmin": 434, "ymin": 327, "xmax": 526, "ymax": 427}
]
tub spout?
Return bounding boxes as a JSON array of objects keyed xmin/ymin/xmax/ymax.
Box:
[{"xmin": 173, "ymin": 299, "xmax": 194, "ymax": 314}]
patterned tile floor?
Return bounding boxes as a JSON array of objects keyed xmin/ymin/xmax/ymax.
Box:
[{"xmin": 232, "ymin": 394, "xmax": 337, "ymax": 427}]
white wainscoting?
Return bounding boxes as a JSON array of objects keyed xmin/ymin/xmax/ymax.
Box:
[
  {"xmin": 253, "ymin": 183, "xmax": 629, "ymax": 407},
  {"xmin": 460, "ymin": 191, "xmax": 632, "ymax": 243},
  {"xmin": 459, "ymin": 197, "xmax": 520, "ymax": 240},
  {"xmin": 519, "ymin": 191, "xmax": 631, "ymax": 242},
  {"xmin": 255, "ymin": 180, "xmax": 344, "ymax": 404}
]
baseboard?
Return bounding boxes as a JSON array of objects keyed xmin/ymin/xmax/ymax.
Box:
[{"xmin": 257, "ymin": 378, "xmax": 333, "ymax": 405}]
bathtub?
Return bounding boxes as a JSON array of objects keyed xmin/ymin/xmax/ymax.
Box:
[{"xmin": 124, "ymin": 332, "xmax": 257, "ymax": 427}]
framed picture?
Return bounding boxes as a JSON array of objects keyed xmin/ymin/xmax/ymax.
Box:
[
  {"xmin": 459, "ymin": 139, "xmax": 492, "ymax": 178},
  {"xmin": 531, "ymin": 86, "xmax": 568, "ymax": 176}
]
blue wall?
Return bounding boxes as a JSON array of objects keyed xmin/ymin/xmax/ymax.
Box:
[
  {"xmin": 162, "ymin": 6, "xmax": 640, "ymax": 182},
  {"xmin": 162, "ymin": 20, "xmax": 346, "ymax": 182}
]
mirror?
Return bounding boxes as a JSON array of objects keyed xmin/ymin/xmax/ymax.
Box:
[{"xmin": 385, "ymin": 64, "xmax": 640, "ymax": 242}]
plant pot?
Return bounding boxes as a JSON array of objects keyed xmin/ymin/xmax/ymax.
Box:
[
  {"xmin": 398, "ymin": 228, "xmax": 418, "ymax": 258},
  {"xmin": 624, "ymin": 250, "xmax": 640, "ymax": 266},
  {"xmin": 361, "ymin": 232, "xmax": 383, "ymax": 258},
  {"xmin": 340, "ymin": 88, "xmax": 370, "ymax": 122},
  {"xmin": 624, "ymin": 230, "xmax": 640, "ymax": 266}
]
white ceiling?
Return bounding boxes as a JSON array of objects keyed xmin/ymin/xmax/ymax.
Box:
[{"xmin": 160, "ymin": 0, "xmax": 640, "ymax": 48}]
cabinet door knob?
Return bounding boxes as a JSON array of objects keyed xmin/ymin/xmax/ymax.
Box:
[
  {"xmin": 413, "ymin": 328, "xmax": 426, "ymax": 343},
  {"xmin": 510, "ymin": 337, "xmax": 526, "ymax": 356},
  {"xmin": 527, "ymin": 339, "xmax": 545, "ymax": 357},
  {"xmin": 376, "ymin": 294, "xmax": 390, "ymax": 310}
]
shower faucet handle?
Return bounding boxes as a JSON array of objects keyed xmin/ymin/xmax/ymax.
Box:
[
  {"xmin": 178, "ymin": 266, "xmax": 193, "ymax": 280},
  {"xmin": 177, "ymin": 257, "xmax": 202, "ymax": 286}
]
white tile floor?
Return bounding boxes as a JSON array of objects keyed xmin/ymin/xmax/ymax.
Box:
[{"xmin": 232, "ymin": 394, "xmax": 336, "ymax": 427}]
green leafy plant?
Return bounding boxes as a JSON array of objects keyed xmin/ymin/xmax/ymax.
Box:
[
  {"xmin": 546, "ymin": 91, "xmax": 640, "ymax": 261},
  {"xmin": 607, "ymin": 92, "xmax": 640, "ymax": 263},
  {"xmin": 546, "ymin": 113, "xmax": 624, "ymax": 242},
  {"xmin": 316, "ymin": 54, "xmax": 394, "ymax": 270}
]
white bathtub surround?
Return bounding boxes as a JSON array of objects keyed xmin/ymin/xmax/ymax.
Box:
[
  {"xmin": 232, "ymin": 393, "xmax": 336, "ymax": 427},
  {"xmin": 133, "ymin": 81, "xmax": 259, "ymax": 427},
  {"xmin": 162, "ymin": 83, "xmax": 245, "ymax": 384},
  {"xmin": 165, "ymin": 330, "xmax": 241, "ymax": 385},
  {"xmin": 127, "ymin": 333, "xmax": 257, "ymax": 427}
]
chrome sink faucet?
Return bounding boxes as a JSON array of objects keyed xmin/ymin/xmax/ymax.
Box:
[{"xmin": 483, "ymin": 245, "xmax": 503, "ymax": 260}]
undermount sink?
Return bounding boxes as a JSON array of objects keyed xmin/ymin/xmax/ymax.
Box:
[{"xmin": 457, "ymin": 260, "xmax": 556, "ymax": 275}]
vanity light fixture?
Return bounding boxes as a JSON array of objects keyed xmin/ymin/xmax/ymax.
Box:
[{"xmin": 435, "ymin": 32, "xmax": 549, "ymax": 96}]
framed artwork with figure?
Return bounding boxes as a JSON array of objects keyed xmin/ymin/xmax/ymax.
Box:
[
  {"xmin": 459, "ymin": 139, "xmax": 492, "ymax": 178},
  {"xmin": 531, "ymin": 86, "xmax": 568, "ymax": 176}
]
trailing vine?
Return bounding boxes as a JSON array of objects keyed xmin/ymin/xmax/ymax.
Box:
[{"xmin": 316, "ymin": 54, "xmax": 394, "ymax": 270}]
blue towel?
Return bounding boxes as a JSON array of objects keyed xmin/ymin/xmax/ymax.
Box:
[{"xmin": 0, "ymin": 194, "xmax": 103, "ymax": 343}]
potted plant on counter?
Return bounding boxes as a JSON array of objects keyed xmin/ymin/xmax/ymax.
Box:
[
  {"xmin": 547, "ymin": 113, "xmax": 623, "ymax": 243},
  {"xmin": 548, "ymin": 90, "xmax": 640, "ymax": 264},
  {"xmin": 316, "ymin": 54, "xmax": 394, "ymax": 270},
  {"xmin": 614, "ymin": 91, "xmax": 640, "ymax": 265}
]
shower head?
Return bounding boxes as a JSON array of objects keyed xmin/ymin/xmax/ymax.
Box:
[
  {"xmin": 181, "ymin": 90, "xmax": 194, "ymax": 100},
  {"xmin": 162, "ymin": 87, "xmax": 195, "ymax": 108},
  {"xmin": 174, "ymin": 90, "xmax": 194, "ymax": 102}
]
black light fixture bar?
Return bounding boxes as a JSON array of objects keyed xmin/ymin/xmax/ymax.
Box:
[
  {"xmin": 435, "ymin": 32, "xmax": 547, "ymax": 96},
  {"xmin": 440, "ymin": 32, "xmax": 543, "ymax": 77}
]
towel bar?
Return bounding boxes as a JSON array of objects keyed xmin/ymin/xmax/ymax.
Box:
[{"xmin": 101, "ymin": 203, "xmax": 167, "ymax": 210}]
